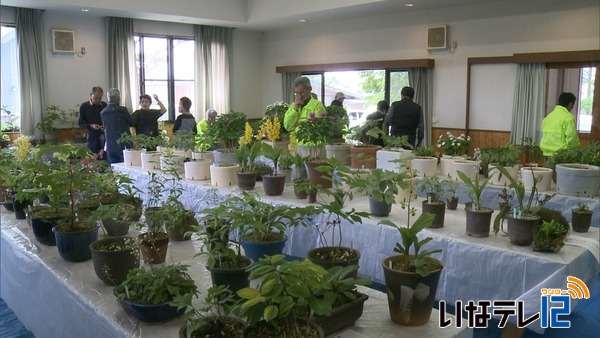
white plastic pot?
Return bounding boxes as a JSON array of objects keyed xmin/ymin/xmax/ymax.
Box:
[
  {"xmin": 488, "ymin": 164, "xmax": 519, "ymax": 187},
  {"xmin": 452, "ymin": 160, "xmax": 478, "ymax": 182},
  {"xmin": 377, "ymin": 149, "xmax": 413, "ymax": 172},
  {"xmin": 160, "ymin": 154, "xmax": 184, "ymax": 174},
  {"xmin": 326, "ymin": 143, "xmax": 351, "ymax": 165},
  {"xmin": 556, "ymin": 163, "xmax": 600, "ymax": 197},
  {"xmin": 410, "ymin": 156, "xmax": 438, "ymax": 177},
  {"xmin": 141, "ymin": 152, "xmax": 161, "ymax": 170},
  {"xmin": 520, "ymin": 166, "xmax": 553, "ymax": 191},
  {"xmin": 123, "ymin": 149, "xmax": 142, "ymax": 167},
  {"xmin": 184, "ymin": 159, "xmax": 213, "ymax": 180},
  {"xmin": 210, "ymin": 164, "xmax": 240, "ymax": 187}
]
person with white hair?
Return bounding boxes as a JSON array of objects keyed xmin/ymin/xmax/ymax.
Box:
[
  {"xmin": 100, "ymin": 88, "xmax": 133, "ymax": 164},
  {"xmin": 197, "ymin": 108, "xmax": 217, "ymax": 136}
]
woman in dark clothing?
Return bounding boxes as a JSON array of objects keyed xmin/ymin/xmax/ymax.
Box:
[{"xmin": 173, "ymin": 96, "xmax": 197, "ymax": 134}]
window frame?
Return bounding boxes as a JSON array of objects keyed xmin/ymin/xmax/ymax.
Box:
[{"xmin": 135, "ymin": 34, "xmax": 195, "ymax": 121}]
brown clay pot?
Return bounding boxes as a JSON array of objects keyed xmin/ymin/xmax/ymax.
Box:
[
  {"xmin": 167, "ymin": 211, "xmax": 198, "ymax": 241},
  {"xmin": 571, "ymin": 210, "xmax": 592, "ymax": 233},
  {"xmin": 138, "ymin": 232, "xmax": 170, "ymax": 264},
  {"xmin": 307, "ymin": 247, "xmax": 361, "ymax": 279},
  {"xmin": 446, "ymin": 197, "xmax": 458, "ymax": 210},
  {"xmin": 506, "ymin": 215, "xmax": 540, "ymax": 246},
  {"xmin": 305, "ymin": 160, "xmax": 332, "ymax": 188},
  {"xmin": 236, "ymin": 172, "xmax": 257, "ymax": 190},
  {"xmin": 262, "ymin": 174, "xmax": 286, "ymax": 196},
  {"xmin": 465, "ymin": 206, "xmax": 493, "ymax": 237},
  {"xmin": 422, "ymin": 201, "xmax": 446, "ymax": 228},
  {"xmin": 350, "ymin": 145, "xmax": 381, "ymax": 169}
]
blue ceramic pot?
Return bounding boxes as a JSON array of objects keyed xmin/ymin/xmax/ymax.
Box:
[
  {"xmin": 118, "ymin": 298, "xmax": 185, "ymax": 323},
  {"xmin": 241, "ymin": 235, "xmax": 287, "ymax": 263},
  {"xmin": 53, "ymin": 226, "xmax": 99, "ymax": 262}
]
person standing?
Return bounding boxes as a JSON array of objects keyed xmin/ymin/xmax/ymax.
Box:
[
  {"xmin": 540, "ymin": 92, "xmax": 580, "ymax": 158},
  {"xmin": 78, "ymin": 86, "xmax": 107, "ymax": 158},
  {"xmin": 283, "ymin": 76, "xmax": 327, "ymax": 134},
  {"xmin": 101, "ymin": 88, "xmax": 133, "ymax": 165},
  {"xmin": 362, "ymin": 100, "xmax": 389, "ymax": 147},
  {"xmin": 330, "ymin": 92, "xmax": 346, "ymax": 107},
  {"xmin": 385, "ymin": 86, "xmax": 424, "ymax": 149},
  {"xmin": 173, "ymin": 97, "xmax": 197, "ymax": 134},
  {"xmin": 132, "ymin": 94, "xmax": 166, "ymax": 137}
]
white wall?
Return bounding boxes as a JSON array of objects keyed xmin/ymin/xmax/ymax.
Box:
[
  {"xmin": 261, "ymin": 3, "xmax": 600, "ymax": 130},
  {"xmin": 231, "ymin": 30, "xmax": 264, "ymax": 117}
]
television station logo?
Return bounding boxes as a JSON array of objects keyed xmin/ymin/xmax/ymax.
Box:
[{"xmin": 439, "ymin": 275, "xmax": 590, "ymax": 329}]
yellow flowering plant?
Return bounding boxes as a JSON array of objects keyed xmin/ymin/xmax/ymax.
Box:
[
  {"xmin": 234, "ymin": 123, "xmax": 261, "ymax": 173},
  {"xmin": 258, "ymin": 116, "xmax": 282, "ymax": 141}
]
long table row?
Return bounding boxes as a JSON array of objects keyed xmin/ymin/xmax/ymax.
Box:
[{"xmin": 111, "ymin": 163, "xmax": 600, "ymax": 335}]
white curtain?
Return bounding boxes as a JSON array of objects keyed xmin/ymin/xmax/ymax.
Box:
[
  {"xmin": 282, "ymin": 72, "xmax": 301, "ymax": 104},
  {"xmin": 408, "ymin": 68, "xmax": 433, "ymax": 146},
  {"xmin": 16, "ymin": 8, "xmax": 47, "ymax": 138},
  {"xmin": 106, "ymin": 17, "xmax": 135, "ymax": 111},
  {"xmin": 510, "ymin": 63, "xmax": 547, "ymax": 144},
  {"xmin": 195, "ymin": 25, "xmax": 232, "ymax": 118}
]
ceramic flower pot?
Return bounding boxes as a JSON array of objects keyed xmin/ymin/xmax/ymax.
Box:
[
  {"xmin": 465, "ymin": 206, "xmax": 493, "ymax": 237},
  {"xmin": 422, "ymin": 201, "xmax": 446, "ymax": 228},
  {"xmin": 350, "ymin": 145, "xmax": 382, "ymax": 169},
  {"xmin": 326, "ymin": 143, "xmax": 351, "ymax": 165},
  {"xmin": 305, "ymin": 160, "xmax": 332, "ymax": 188},
  {"xmin": 212, "ymin": 149, "xmax": 239, "ymax": 164},
  {"xmin": 90, "ymin": 237, "xmax": 140, "ymax": 285},
  {"xmin": 262, "ymin": 174, "xmax": 286, "ymax": 196},
  {"xmin": 506, "ymin": 215, "xmax": 540, "ymax": 246},
  {"xmin": 123, "ymin": 149, "xmax": 142, "ymax": 166},
  {"xmin": 53, "ymin": 226, "xmax": 99, "ymax": 262}
]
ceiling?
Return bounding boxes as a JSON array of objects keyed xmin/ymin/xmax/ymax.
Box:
[{"xmin": 1, "ymin": 0, "xmax": 596, "ymax": 31}]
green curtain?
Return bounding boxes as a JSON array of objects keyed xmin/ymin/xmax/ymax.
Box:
[
  {"xmin": 195, "ymin": 25, "xmax": 232, "ymax": 117},
  {"xmin": 106, "ymin": 17, "xmax": 135, "ymax": 111},
  {"xmin": 408, "ymin": 68, "xmax": 433, "ymax": 146},
  {"xmin": 510, "ymin": 63, "xmax": 546, "ymax": 144},
  {"xmin": 16, "ymin": 8, "xmax": 47, "ymax": 138}
]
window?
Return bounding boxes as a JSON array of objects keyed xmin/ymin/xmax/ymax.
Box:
[
  {"xmin": 134, "ymin": 35, "xmax": 195, "ymax": 121},
  {"xmin": 546, "ymin": 66, "xmax": 596, "ymax": 133},
  {"xmin": 302, "ymin": 69, "xmax": 409, "ymax": 128},
  {"xmin": 1, "ymin": 26, "xmax": 21, "ymax": 131}
]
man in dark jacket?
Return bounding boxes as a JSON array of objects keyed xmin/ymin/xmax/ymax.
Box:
[
  {"xmin": 385, "ymin": 86, "xmax": 424, "ymax": 149},
  {"xmin": 101, "ymin": 88, "xmax": 132, "ymax": 165},
  {"xmin": 78, "ymin": 86, "xmax": 107, "ymax": 158}
]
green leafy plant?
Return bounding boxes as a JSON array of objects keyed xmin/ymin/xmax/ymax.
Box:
[
  {"xmin": 478, "ymin": 143, "xmax": 521, "ymax": 167},
  {"xmin": 235, "ymin": 141, "xmax": 262, "ymax": 173},
  {"xmin": 456, "ymin": 170, "xmax": 492, "ymax": 211},
  {"xmin": 533, "ymin": 220, "xmax": 569, "ymax": 253},
  {"xmin": 417, "ymin": 175, "xmax": 445, "ymax": 203},
  {"xmin": 345, "ymin": 120, "xmax": 383, "ymax": 146},
  {"xmin": 36, "ymin": 105, "xmax": 66, "ymax": 136},
  {"xmin": 326, "ymin": 105, "xmax": 349, "ymax": 139},
  {"xmin": 412, "ymin": 145, "xmax": 436, "ymax": 157},
  {"xmin": 278, "ymin": 151, "xmax": 293, "ymax": 170},
  {"xmin": 261, "ymin": 142, "xmax": 284, "ymax": 175},
  {"xmin": 117, "ymin": 133, "xmax": 165, "ymax": 151},
  {"xmin": 114, "ymin": 264, "xmax": 198, "ymax": 305},
  {"xmin": 172, "ymin": 285, "xmax": 244, "ymax": 338},
  {"xmin": 436, "ymin": 132, "xmax": 471, "ymax": 156},
  {"xmin": 384, "ymin": 134, "xmax": 412, "ymax": 150},
  {"xmin": 195, "ymin": 130, "xmax": 217, "ymax": 153},
  {"xmin": 521, "ymin": 137, "xmax": 542, "ymax": 164},
  {"xmin": 442, "ymin": 178, "xmax": 460, "ymax": 201},
  {"xmin": 312, "ymin": 265, "xmax": 371, "ymax": 308},
  {"xmin": 171, "ymin": 130, "xmax": 197, "ymax": 152},
  {"xmin": 207, "ymin": 111, "xmax": 247, "ymax": 150},
  {"xmin": 353, "ymin": 168, "xmax": 403, "ymax": 205},
  {"xmin": 380, "ymin": 213, "xmax": 441, "ymax": 277},
  {"xmin": 0, "ymin": 106, "xmax": 19, "ymax": 132},
  {"xmin": 237, "ymin": 255, "xmax": 332, "ymax": 336},
  {"xmin": 295, "ymin": 111, "xmax": 335, "ymax": 147}
]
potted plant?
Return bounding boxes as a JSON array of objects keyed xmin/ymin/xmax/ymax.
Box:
[
  {"xmin": 118, "ymin": 133, "xmax": 166, "ymax": 169},
  {"xmin": 185, "ymin": 132, "xmax": 215, "ymax": 181},
  {"xmin": 345, "ymin": 120, "xmax": 383, "ymax": 169},
  {"xmin": 380, "ymin": 212, "xmax": 443, "ymax": 325},
  {"xmin": 437, "ymin": 132, "xmax": 471, "ymax": 178},
  {"xmin": 480, "ymin": 143, "xmax": 521, "ymax": 186},
  {"xmin": 572, "ymin": 201, "xmax": 593, "ymax": 233},
  {"xmin": 410, "ymin": 145, "xmax": 438, "ymax": 177},
  {"xmin": 290, "ymin": 152, "xmax": 309, "ymax": 199},
  {"xmin": 230, "ymin": 192, "xmax": 319, "ymax": 263},
  {"xmin": 520, "ymin": 136, "xmax": 543, "ymax": 167},
  {"xmin": 353, "ymin": 168, "xmax": 402, "ymax": 217},
  {"xmin": 113, "ymin": 264, "xmax": 198, "ymax": 323},
  {"xmin": 194, "ymin": 202, "xmax": 253, "ymax": 294},
  {"xmin": 36, "ymin": 105, "xmax": 66, "ymax": 144},
  {"xmin": 295, "ymin": 111, "xmax": 335, "ymax": 186},
  {"xmin": 208, "ymin": 111, "xmax": 246, "ymax": 164},
  {"xmin": 89, "ymin": 236, "xmax": 140, "ymax": 285},
  {"xmin": 310, "ymin": 265, "xmax": 371, "ymax": 335},
  {"xmin": 162, "ymin": 169, "xmax": 198, "ymax": 242},
  {"xmin": 234, "ymin": 126, "xmax": 261, "ymax": 190},
  {"xmin": 5, "ymin": 136, "xmax": 37, "ymax": 219},
  {"xmin": 139, "ymin": 172, "xmax": 170, "ymax": 263},
  {"xmin": 258, "ymin": 114, "xmax": 288, "ymax": 149},
  {"xmin": 494, "ymin": 166, "xmax": 554, "ymax": 246},
  {"xmin": 442, "ymin": 178, "xmax": 460, "ymax": 210},
  {"xmin": 260, "ymin": 142, "xmax": 287, "ymax": 196},
  {"xmin": 532, "ymin": 220, "xmax": 570, "ymax": 253},
  {"xmin": 553, "ymin": 142, "xmax": 600, "ymax": 197},
  {"xmin": 376, "ymin": 134, "xmax": 413, "ymax": 171},
  {"xmin": 456, "ymin": 170, "xmax": 494, "ymax": 237},
  {"xmin": 417, "ymin": 176, "xmax": 447, "ymax": 228},
  {"xmin": 173, "ymin": 285, "xmax": 246, "ymax": 338},
  {"xmin": 237, "ymin": 255, "xmax": 331, "ymax": 337}
]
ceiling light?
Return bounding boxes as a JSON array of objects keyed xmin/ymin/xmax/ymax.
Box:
[
  {"xmin": 81, "ymin": 9, "xmax": 89, "ymax": 12},
  {"xmin": 298, "ymin": 19, "xmax": 306, "ymax": 23},
  {"xmin": 405, "ymin": 3, "xmax": 414, "ymax": 7}
]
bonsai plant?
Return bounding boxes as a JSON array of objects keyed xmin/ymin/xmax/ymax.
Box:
[
  {"xmin": 237, "ymin": 255, "xmax": 332, "ymax": 337},
  {"xmin": 228, "ymin": 192, "xmax": 319, "ymax": 262},
  {"xmin": 113, "ymin": 264, "xmax": 198, "ymax": 323},
  {"xmin": 532, "ymin": 220, "xmax": 569, "ymax": 253},
  {"xmin": 380, "ymin": 212, "xmax": 442, "ymax": 325},
  {"xmin": 456, "ymin": 170, "xmax": 494, "ymax": 237},
  {"xmin": 417, "ymin": 176, "xmax": 447, "ymax": 228},
  {"xmin": 172, "ymin": 285, "xmax": 245, "ymax": 338},
  {"xmin": 571, "ymin": 201, "xmax": 593, "ymax": 233}
]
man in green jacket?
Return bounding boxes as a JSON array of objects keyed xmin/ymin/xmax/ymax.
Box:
[
  {"xmin": 283, "ymin": 76, "xmax": 326, "ymax": 135},
  {"xmin": 540, "ymin": 92, "xmax": 580, "ymax": 157}
]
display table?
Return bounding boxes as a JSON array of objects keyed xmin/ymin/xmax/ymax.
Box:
[
  {"xmin": 112, "ymin": 163, "xmax": 600, "ymax": 334},
  {"xmin": 0, "ymin": 211, "xmax": 471, "ymax": 338}
]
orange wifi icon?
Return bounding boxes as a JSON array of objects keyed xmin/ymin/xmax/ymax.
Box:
[{"xmin": 566, "ymin": 276, "xmax": 590, "ymax": 299}]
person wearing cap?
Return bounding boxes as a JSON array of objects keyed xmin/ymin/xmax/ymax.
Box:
[
  {"xmin": 100, "ymin": 88, "xmax": 133, "ymax": 164},
  {"xmin": 331, "ymin": 92, "xmax": 346, "ymax": 107}
]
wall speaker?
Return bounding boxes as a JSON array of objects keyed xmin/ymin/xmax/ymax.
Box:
[
  {"xmin": 427, "ymin": 25, "xmax": 448, "ymax": 50},
  {"xmin": 52, "ymin": 30, "xmax": 75, "ymax": 53}
]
